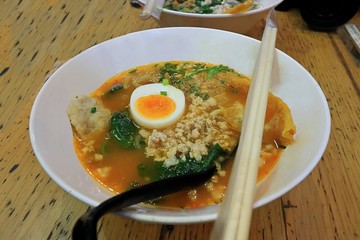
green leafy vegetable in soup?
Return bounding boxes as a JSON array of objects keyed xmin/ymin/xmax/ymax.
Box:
[
  {"xmin": 157, "ymin": 143, "xmax": 224, "ymax": 179},
  {"xmin": 109, "ymin": 111, "xmax": 140, "ymax": 149}
]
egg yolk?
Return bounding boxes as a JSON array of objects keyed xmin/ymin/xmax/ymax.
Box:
[{"xmin": 135, "ymin": 94, "xmax": 176, "ymax": 120}]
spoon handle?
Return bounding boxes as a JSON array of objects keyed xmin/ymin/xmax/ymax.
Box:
[{"xmin": 72, "ymin": 166, "xmax": 216, "ymax": 240}]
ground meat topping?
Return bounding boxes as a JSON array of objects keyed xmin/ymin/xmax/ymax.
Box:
[{"xmin": 143, "ymin": 94, "xmax": 239, "ymax": 165}]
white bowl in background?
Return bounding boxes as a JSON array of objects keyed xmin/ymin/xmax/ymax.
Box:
[
  {"xmin": 139, "ymin": 0, "xmax": 284, "ymax": 33},
  {"xmin": 29, "ymin": 27, "xmax": 331, "ymax": 224}
]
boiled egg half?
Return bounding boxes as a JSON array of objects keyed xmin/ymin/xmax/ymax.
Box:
[{"xmin": 129, "ymin": 83, "xmax": 185, "ymax": 129}]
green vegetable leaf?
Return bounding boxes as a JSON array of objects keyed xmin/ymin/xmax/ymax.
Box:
[
  {"xmin": 157, "ymin": 143, "xmax": 224, "ymax": 179},
  {"xmin": 109, "ymin": 111, "xmax": 139, "ymax": 149}
]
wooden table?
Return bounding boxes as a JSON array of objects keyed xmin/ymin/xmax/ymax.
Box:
[{"xmin": 1, "ymin": 1, "xmax": 359, "ymax": 239}]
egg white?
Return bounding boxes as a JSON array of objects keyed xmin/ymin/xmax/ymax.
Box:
[{"xmin": 129, "ymin": 83, "xmax": 185, "ymax": 129}]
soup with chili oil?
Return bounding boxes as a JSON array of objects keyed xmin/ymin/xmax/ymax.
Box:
[{"xmin": 66, "ymin": 61, "xmax": 296, "ymax": 209}]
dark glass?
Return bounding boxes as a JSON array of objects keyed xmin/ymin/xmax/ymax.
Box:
[{"xmin": 276, "ymin": 0, "xmax": 360, "ymax": 31}]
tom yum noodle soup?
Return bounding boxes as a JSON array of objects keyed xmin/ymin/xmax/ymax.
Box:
[
  {"xmin": 163, "ymin": 0, "xmax": 260, "ymax": 14},
  {"xmin": 66, "ymin": 61, "xmax": 296, "ymax": 209}
]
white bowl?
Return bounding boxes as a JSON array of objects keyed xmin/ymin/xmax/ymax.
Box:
[
  {"xmin": 29, "ymin": 27, "xmax": 331, "ymax": 224},
  {"xmin": 140, "ymin": 0, "xmax": 284, "ymax": 33}
]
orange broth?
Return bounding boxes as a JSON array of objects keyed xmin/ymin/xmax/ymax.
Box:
[{"xmin": 72, "ymin": 61, "xmax": 293, "ymax": 209}]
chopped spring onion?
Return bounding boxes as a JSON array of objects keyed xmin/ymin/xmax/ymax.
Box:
[{"xmin": 162, "ymin": 79, "xmax": 170, "ymax": 86}]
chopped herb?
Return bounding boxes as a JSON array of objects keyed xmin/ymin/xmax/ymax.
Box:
[
  {"xmin": 189, "ymin": 84, "xmax": 209, "ymax": 100},
  {"xmin": 189, "ymin": 84, "xmax": 199, "ymax": 94},
  {"xmin": 184, "ymin": 64, "xmax": 232, "ymax": 80},
  {"xmin": 100, "ymin": 139, "xmax": 108, "ymax": 154},
  {"xmin": 160, "ymin": 91, "xmax": 168, "ymax": 96},
  {"xmin": 157, "ymin": 62, "xmax": 234, "ymax": 98},
  {"xmin": 202, "ymin": 93, "xmax": 210, "ymax": 100},
  {"xmin": 90, "ymin": 107, "xmax": 97, "ymax": 113},
  {"xmin": 108, "ymin": 84, "xmax": 124, "ymax": 94},
  {"xmin": 129, "ymin": 68, "xmax": 137, "ymax": 73},
  {"xmin": 159, "ymin": 63, "xmax": 185, "ymax": 84},
  {"xmin": 207, "ymin": 65, "xmax": 232, "ymax": 78},
  {"xmin": 138, "ymin": 163, "xmax": 147, "ymax": 171},
  {"xmin": 162, "ymin": 79, "xmax": 170, "ymax": 85},
  {"xmin": 230, "ymin": 86, "xmax": 239, "ymax": 94}
]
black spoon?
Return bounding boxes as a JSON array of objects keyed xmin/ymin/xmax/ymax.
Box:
[{"xmin": 72, "ymin": 165, "xmax": 217, "ymax": 240}]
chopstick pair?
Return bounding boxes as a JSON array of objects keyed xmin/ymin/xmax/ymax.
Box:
[{"xmin": 211, "ymin": 9, "xmax": 278, "ymax": 240}]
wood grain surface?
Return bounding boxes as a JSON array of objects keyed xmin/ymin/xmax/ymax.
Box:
[{"xmin": 1, "ymin": 1, "xmax": 359, "ymax": 239}]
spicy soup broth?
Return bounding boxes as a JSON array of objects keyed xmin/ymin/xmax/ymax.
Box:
[{"xmin": 69, "ymin": 61, "xmax": 295, "ymax": 209}]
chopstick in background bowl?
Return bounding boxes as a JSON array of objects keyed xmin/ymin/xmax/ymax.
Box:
[{"xmin": 139, "ymin": 0, "xmax": 165, "ymax": 19}]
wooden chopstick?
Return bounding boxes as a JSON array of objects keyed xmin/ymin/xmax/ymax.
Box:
[{"xmin": 211, "ymin": 9, "xmax": 278, "ymax": 240}]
